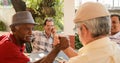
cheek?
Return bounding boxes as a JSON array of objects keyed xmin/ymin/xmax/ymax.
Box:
[
  {"xmin": 16, "ymin": 30, "xmax": 26, "ymax": 39},
  {"xmin": 18, "ymin": 32, "xmax": 26, "ymax": 38},
  {"xmin": 114, "ymin": 24, "xmax": 120, "ymax": 30}
]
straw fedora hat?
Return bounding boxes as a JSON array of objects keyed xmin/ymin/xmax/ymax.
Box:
[
  {"xmin": 74, "ymin": 2, "xmax": 110, "ymax": 23},
  {"xmin": 10, "ymin": 11, "xmax": 37, "ymax": 26}
]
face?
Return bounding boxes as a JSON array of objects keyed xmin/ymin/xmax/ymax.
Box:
[
  {"xmin": 77, "ymin": 25, "xmax": 85, "ymax": 42},
  {"xmin": 76, "ymin": 24, "xmax": 84, "ymax": 44},
  {"xmin": 14, "ymin": 24, "xmax": 34, "ymax": 43},
  {"xmin": 76, "ymin": 23, "xmax": 92, "ymax": 46},
  {"xmin": 44, "ymin": 21, "xmax": 54, "ymax": 35},
  {"xmin": 111, "ymin": 16, "xmax": 120, "ymax": 35}
]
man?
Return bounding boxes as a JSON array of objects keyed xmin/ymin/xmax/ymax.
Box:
[
  {"xmin": 32, "ymin": 18, "xmax": 56, "ymax": 53},
  {"xmin": 0, "ymin": 11, "xmax": 68, "ymax": 63},
  {"xmin": 109, "ymin": 14, "xmax": 120, "ymax": 46},
  {"xmin": 0, "ymin": 11, "xmax": 36, "ymax": 63},
  {"xmin": 58, "ymin": 2, "xmax": 120, "ymax": 63}
]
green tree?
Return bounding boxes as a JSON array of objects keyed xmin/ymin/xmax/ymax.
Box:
[
  {"xmin": 25, "ymin": 0, "xmax": 64, "ymax": 32},
  {"xmin": 75, "ymin": 33, "xmax": 83, "ymax": 49},
  {"xmin": 11, "ymin": 0, "xmax": 64, "ymax": 32},
  {"xmin": 0, "ymin": 21, "xmax": 7, "ymax": 31}
]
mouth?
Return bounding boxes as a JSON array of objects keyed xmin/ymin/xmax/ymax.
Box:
[{"xmin": 25, "ymin": 36, "xmax": 33, "ymax": 42}]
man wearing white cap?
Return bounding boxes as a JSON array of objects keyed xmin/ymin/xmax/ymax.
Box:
[{"xmin": 58, "ymin": 2, "xmax": 120, "ymax": 63}]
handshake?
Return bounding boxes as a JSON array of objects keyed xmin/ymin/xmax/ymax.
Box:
[
  {"xmin": 53, "ymin": 35, "xmax": 70, "ymax": 50},
  {"xmin": 34, "ymin": 35, "xmax": 70, "ymax": 63},
  {"xmin": 51, "ymin": 27, "xmax": 70, "ymax": 50}
]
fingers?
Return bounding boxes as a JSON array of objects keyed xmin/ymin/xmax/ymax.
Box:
[
  {"xmin": 53, "ymin": 36, "xmax": 60, "ymax": 46},
  {"xmin": 53, "ymin": 33, "xmax": 60, "ymax": 46},
  {"xmin": 51, "ymin": 27, "xmax": 60, "ymax": 46},
  {"xmin": 51, "ymin": 27, "xmax": 57, "ymax": 34}
]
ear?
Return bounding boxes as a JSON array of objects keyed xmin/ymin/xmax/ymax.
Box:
[
  {"xmin": 10, "ymin": 26, "xmax": 16, "ymax": 32},
  {"xmin": 81, "ymin": 24, "xmax": 89, "ymax": 37}
]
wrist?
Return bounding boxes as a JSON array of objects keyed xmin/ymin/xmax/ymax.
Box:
[{"xmin": 63, "ymin": 46, "xmax": 70, "ymax": 51}]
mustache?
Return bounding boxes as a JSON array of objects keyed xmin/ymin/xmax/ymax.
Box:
[{"xmin": 25, "ymin": 35, "xmax": 34, "ymax": 41}]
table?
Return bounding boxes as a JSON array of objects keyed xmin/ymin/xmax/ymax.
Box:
[{"xmin": 28, "ymin": 51, "xmax": 69, "ymax": 63}]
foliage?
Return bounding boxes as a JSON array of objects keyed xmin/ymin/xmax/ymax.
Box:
[
  {"xmin": 25, "ymin": 0, "xmax": 64, "ymax": 31},
  {"xmin": 0, "ymin": 21, "xmax": 7, "ymax": 31},
  {"xmin": 75, "ymin": 33, "xmax": 83, "ymax": 49}
]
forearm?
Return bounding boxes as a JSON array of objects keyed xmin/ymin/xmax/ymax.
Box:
[
  {"xmin": 63, "ymin": 47, "xmax": 78, "ymax": 58},
  {"xmin": 34, "ymin": 47, "xmax": 60, "ymax": 63}
]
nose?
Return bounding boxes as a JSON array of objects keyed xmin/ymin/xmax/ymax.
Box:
[{"xmin": 28, "ymin": 29, "xmax": 33, "ymax": 35}]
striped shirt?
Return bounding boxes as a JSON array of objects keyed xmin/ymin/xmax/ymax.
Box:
[{"xmin": 109, "ymin": 32, "xmax": 120, "ymax": 46}]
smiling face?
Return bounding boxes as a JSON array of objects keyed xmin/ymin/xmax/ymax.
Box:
[
  {"xmin": 12, "ymin": 24, "xmax": 35, "ymax": 44},
  {"xmin": 111, "ymin": 16, "xmax": 120, "ymax": 35},
  {"xmin": 44, "ymin": 21, "xmax": 54, "ymax": 36}
]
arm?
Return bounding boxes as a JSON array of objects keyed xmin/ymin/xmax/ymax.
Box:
[
  {"xmin": 34, "ymin": 36, "xmax": 69, "ymax": 63},
  {"xmin": 58, "ymin": 36, "xmax": 78, "ymax": 58},
  {"xmin": 63, "ymin": 47, "xmax": 78, "ymax": 58},
  {"xmin": 34, "ymin": 46, "xmax": 60, "ymax": 63}
]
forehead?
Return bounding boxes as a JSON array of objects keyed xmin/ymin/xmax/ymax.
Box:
[
  {"xmin": 46, "ymin": 21, "xmax": 54, "ymax": 25},
  {"xmin": 111, "ymin": 16, "xmax": 119, "ymax": 21}
]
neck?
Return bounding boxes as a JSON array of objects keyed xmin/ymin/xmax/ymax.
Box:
[
  {"xmin": 111, "ymin": 32, "xmax": 118, "ymax": 35},
  {"xmin": 13, "ymin": 35, "xmax": 24, "ymax": 47},
  {"xmin": 84, "ymin": 35, "xmax": 106, "ymax": 46},
  {"xmin": 45, "ymin": 32, "xmax": 51, "ymax": 38}
]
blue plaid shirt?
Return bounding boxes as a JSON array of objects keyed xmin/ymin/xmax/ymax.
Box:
[{"xmin": 32, "ymin": 31, "xmax": 53, "ymax": 53}]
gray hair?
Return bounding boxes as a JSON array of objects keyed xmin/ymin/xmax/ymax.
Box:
[
  {"xmin": 10, "ymin": 24, "xmax": 23, "ymax": 32},
  {"xmin": 76, "ymin": 16, "xmax": 111, "ymax": 38}
]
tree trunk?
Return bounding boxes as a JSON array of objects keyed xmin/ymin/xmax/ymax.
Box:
[{"xmin": 11, "ymin": 0, "xmax": 26, "ymax": 12}]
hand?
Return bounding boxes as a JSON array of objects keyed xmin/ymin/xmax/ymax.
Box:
[
  {"xmin": 53, "ymin": 34, "xmax": 60, "ymax": 46},
  {"xmin": 51, "ymin": 27, "xmax": 60, "ymax": 46},
  {"xmin": 55, "ymin": 36, "xmax": 70, "ymax": 50},
  {"xmin": 51, "ymin": 27, "xmax": 57, "ymax": 34}
]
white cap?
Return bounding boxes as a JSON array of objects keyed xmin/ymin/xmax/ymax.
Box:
[{"xmin": 74, "ymin": 2, "xmax": 110, "ymax": 23}]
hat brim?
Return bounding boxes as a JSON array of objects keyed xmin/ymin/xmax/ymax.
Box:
[{"xmin": 10, "ymin": 23, "xmax": 38, "ymax": 27}]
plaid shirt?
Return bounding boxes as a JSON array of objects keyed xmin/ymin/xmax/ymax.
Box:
[
  {"xmin": 109, "ymin": 32, "xmax": 120, "ymax": 46},
  {"xmin": 32, "ymin": 31, "xmax": 53, "ymax": 53}
]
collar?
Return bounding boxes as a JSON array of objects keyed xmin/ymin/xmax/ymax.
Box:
[
  {"xmin": 79, "ymin": 37, "xmax": 111, "ymax": 52},
  {"xmin": 110, "ymin": 32, "xmax": 120, "ymax": 38},
  {"xmin": 9, "ymin": 33, "xmax": 25, "ymax": 52},
  {"xmin": 43, "ymin": 31, "xmax": 53, "ymax": 38}
]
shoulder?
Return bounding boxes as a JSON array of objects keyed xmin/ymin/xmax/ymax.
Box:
[
  {"xmin": 0, "ymin": 34, "xmax": 19, "ymax": 52},
  {"xmin": 33, "ymin": 31, "xmax": 43, "ymax": 36},
  {"xmin": 0, "ymin": 34, "xmax": 10, "ymax": 45}
]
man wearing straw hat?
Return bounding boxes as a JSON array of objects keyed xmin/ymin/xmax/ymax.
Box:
[
  {"xmin": 58, "ymin": 2, "xmax": 120, "ymax": 63},
  {"xmin": 0, "ymin": 11, "xmax": 68, "ymax": 63}
]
